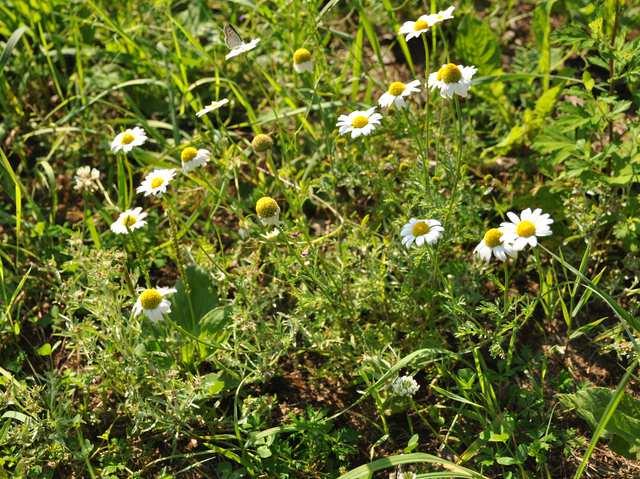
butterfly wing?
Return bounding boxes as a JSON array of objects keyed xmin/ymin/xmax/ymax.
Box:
[{"xmin": 224, "ymin": 24, "xmax": 243, "ymax": 49}]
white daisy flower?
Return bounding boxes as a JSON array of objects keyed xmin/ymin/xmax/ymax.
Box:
[
  {"xmin": 378, "ymin": 80, "xmax": 421, "ymax": 109},
  {"xmin": 400, "ymin": 218, "xmax": 444, "ymax": 248},
  {"xmin": 110, "ymin": 207, "xmax": 148, "ymax": 235},
  {"xmin": 500, "ymin": 208, "xmax": 553, "ymax": 251},
  {"xmin": 132, "ymin": 287, "xmax": 177, "ymax": 322},
  {"xmin": 136, "ymin": 168, "xmax": 176, "ymax": 197},
  {"xmin": 255, "ymin": 196, "xmax": 280, "ymax": 226},
  {"xmin": 73, "ymin": 166, "xmax": 100, "ymax": 193},
  {"xmin": 336, "ymin": 107, "xmax": 382, "ymax": 139},
  {"xmin": 427, "ymin": 6, "xmax": 455, "ymax": 26},
  {"xmin": 110, "ymin": 127, "xmax": 147, "ymax": 154},
  {"xmin": 293, "ymin": 48, "xmax": 313, "ymax": 73},
  {"xmin": 473, "ymin": 228, "xmax": 517, "ymax": 262},
  {"xmin": 225, "ymin": 38, "xmax": 260, "ymax": 60},
  {"xmin": 196, "ymin": 99, "xmax": 229, "ymax": 118},
  {"xmin": 428, "ymin": 63, "xmax": 477, "ymax": 99},
  {"xmin": 392, "ymin": 375, "xmax": 420, "ymax": 397},
  {"xmin": 399, "ymin": 15, "xmax": 432, "ymax": 41},
  {"xmin": 181, "ymin": 147, "xmax": 210, "ymax": 173}
]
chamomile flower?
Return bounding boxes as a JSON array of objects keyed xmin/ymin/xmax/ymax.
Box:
[
  {"xmin": 392, "ymin": 375, "xmax": 420, "ymax": 397},
  {"xmin": 73, "ymin": 166, "xmax": 100, "ymax": 193},
  {"xmin": 293, "ymin": 48, "xmax": 313, "ymax": 73},
  {"xmin": 474, "ymin": 228, "xmax": 516, "ymax": 262},
  {"xmin": 110, "ymin": 207, "xmax": 148, "ymax": 234},
  {"xmin": 427, "ymin": 5, "xmax": 455, "ymax": 26},
  {"xmin": 132, "ymin": 287, "xmax": 177, "ymax": 322},
  {"xmin": 399, "ymin": 15, "xmax": 432, "ymax": 41},
  {"xmin": 428, "ymin": 63, "xmax": 477, "ymax": 99},
  {"xmin": 500, "ymin": 208, "xmax": 553, "ymax": 251},
  {"xmin": 378, "ymin": 80, "xmax": 421, "ymax": 109},
  {"xmin": 336, "ymin": 107, "xmax": 382, "ymax": 139},
  {"xmin": 255, "ymin": 196, "xmax": 280, "ymax": 226},
  {"xmin": 251, "ymin": 134, "xmax": 273, "ymax": 153},
  {"xmin": 225, "ymin": 38, "xmax": 260, "ymax": 60},
  {"xmin": 196, "ymin": 99, "xmax": 229, "ymax": 118},
  {"xmin": 136, "ymin": 168, "xmax": 176, "ymax": 197},
  {"xmin": 181, "ymin": 147, "xmax": 210, "ymax": 173},
  {"xmin": 400, "ymin": 218, "xmax": 444, "ymax": 248},
  {"xmin": 110, "ymin": 127, "xmax": 147, "ymax": 154}
]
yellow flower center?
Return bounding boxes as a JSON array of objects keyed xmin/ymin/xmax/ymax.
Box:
[
  {"xmin": 436, "ymin": 63, "xmax": 462, "ymax": 84},
  {"xmin": 483, "ymin": 228, "xmax": 503, "ymax": 248},
  {"xmin": 124, "ymin": 215, "xmax": 137, "ymax": 228},
  {"xmin": 139, "ymin": 289, "xmax": 162, "ymax": 310},
  {"xmin": 516, "ymin": 220, "xmax": 536, "ymax": 238},
  {"xmin": 414, "ymin": 18, "xmax": 430, "ymax": 31},
  {"xmin": 351, "ymin": 115, "xmax": 369, "ymax": 128},
  {"xmin": 150, "ymin": 177, "xmax": 164, "ymax": 188},
  {"xmin": 256, "ymin": 196, "xmax": 279, "ymax": 218},
  {"xmin": 388, "ymin": 81, "xmax": 406, "ymax": 96},
  {"xmin": 412, "ymin": 221, "xmax": 429, "ymax": 236},
  {"xmin": 252, "ymin": 134, "xmax": 273, "ymax": 153},
  {"xmin": 293, "ymin": 48, "xmax": 311, "ymax": 64},
  {"xmin": 181, "ymin": 146, "xmax": 198, "ymax": 163},
  {"xmin": 121, "ymin": 132, "xmax": 135, "ymax": 144}
]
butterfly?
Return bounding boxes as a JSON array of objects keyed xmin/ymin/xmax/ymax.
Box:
[{"xmin": 224, "ymin": 24, "xmax": 244, "ymax": 49}]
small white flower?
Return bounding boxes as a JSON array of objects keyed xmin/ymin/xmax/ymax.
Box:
[
  {"xmin": 225, "ymin": 38, "xmax": 260, "ymax": 60},
  {"xmin": 400, "ymin": 218, "xmax": 444, "ymax": 248},
  {"xmin": 427, "ymin": 6, "xmax": 455, "ymax": 26},
  {"xmin": 196, "ymin": 99, "xmax": 229, "ymax": 118},
  {"xmin": 136, "ymin": 168, "xmax": 176, "ymax": 197},
  {"xmin": 500, "ymin": 208, "xmax": 554, "ymax": 251},
  {"xmin": 474, "ymin": 228, "xmax": 517, "ymax": 262},
  {"xmin": 73, "ymin": 166, "xmax": 101, "ymax": 193},
  {"xmin": 392, "ymin": 375, "xmax": 420, "ymax": 397},
  {"xmin": 378, "ymin": 80, "xmax": 421, "ymax": 109},
  {"xmin": 261, "ymin": 228, "xmax": 281, "ymax": 240},
  {"xmin": 399, "ymin": 15, "xmax": 432, "ymax": 41},
  {"xmin": 132, "ymin": 287, "xmax": 177, "ymax": 322},
  {"xmin": 110, "ymin": 207, "xmax": 148, "ymax": 235},
  {"xmin": 336, "ymin": 107, "xmax": 382, "ymax": 139},
  {"xmin": 293, "ymin": 48, "xmax": 313, "ymax": 73},
  {"xmin": 428, "ymin": 63, "xmax": 477, "ymax": 99},
  {"xmin": 255, "ymin": 196, "xmax": 280, "ymax": 226},
  {"xmin": 110, "ymin": 127, "xmax": 147, "ymax": 153},
  {"xmin": 181, "ymin": 147, "xmax": 210, "ymax": 173}
]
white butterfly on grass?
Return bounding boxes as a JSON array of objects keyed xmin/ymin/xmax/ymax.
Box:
[{"xmin": 224, "ymin": 24, "xmax": 260, "ymax": 60}]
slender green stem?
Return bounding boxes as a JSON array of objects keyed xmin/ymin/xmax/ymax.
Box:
[
  {"xmin": 164, "ymin": 198, "xmax": 197, "ymax": 328},
  {"xmin": 443, "ymin": 96, "xmax": 464, "ymax": 228},
  {"xmin": 421, "ymin": 33, "xmax": 431, "ymax": 192}
]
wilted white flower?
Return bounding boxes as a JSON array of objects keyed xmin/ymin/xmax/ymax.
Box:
[
  {"xmin": 293, "ymin": 48, "xmax": 313, "ymax": 73},
  {"xmin": 73, "ymin": 166, "xmax": 100, "ymax": 193},
  {"xmin": 255, "ymin": 196, "xmax": 280, "ymax": 226},
  {"xmin": 136, "ymin": 168, "xmax": 176, "ymax": 197},
  {"xmin": 181, "ymin": 147, "xmax": 210, "ymax": 173},
  {"xmin": 500, "ymin": 208, "xmax": 553, "ymax": 251},
  {"xmin": 336, "ymin": 107, "xmax": 382, "ymax": 139},
  {"xmin": 400, "ymin": 218, "xmax": 444, "ymax": 248},
  {"xmin": 110, "ymin": 207, "xmax": 148, "ymax": 234},
  {"xmin": 428, "ymin": 63, "xmax": 477, "ymax": 99},
  {"xmin": 474, "ymin": 228, "xmax": 517, "ymax": 262},
  {"xmin": 378, "ymin": 80, "xmax": 421, "ymax": 109},
  {"xmin": 110, "ymin": 127, "xmax": 147, "ymax": 153},
  {"xmin": 196, "ymin": 99, "xmax": 229, "ymax": 118},
  {"xmin": 133, "ymin": 287, "xmax": 177, "ymax": 322},
  {"xmin": 392, "ymin": 375, "xmax": 420, "ymax": 397}
]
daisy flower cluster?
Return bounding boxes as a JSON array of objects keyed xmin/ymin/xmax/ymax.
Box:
[
  {"xmin": 96, "ymin": 4, "xmax": 557, "ymax": 327},
  {"xmin": 334, "ymin": 6, "xmax": 476, "ymax": 139}
]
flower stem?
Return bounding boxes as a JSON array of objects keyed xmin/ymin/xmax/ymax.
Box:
[
  {"xmin": 165, "ymin": 198, "xmax": 197, "ymax": 328},
  {"xmin": 444, "ymin": 96, "xmax": 464, "ymax": 228},
  {"xmin": 422, "ymin": 34, "xmax": 431, "ymax": 192}
]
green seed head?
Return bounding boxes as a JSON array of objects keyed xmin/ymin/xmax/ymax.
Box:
[{"xmin": 251, "ymin": 134, "xmax": 273, "ymax": 153}]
